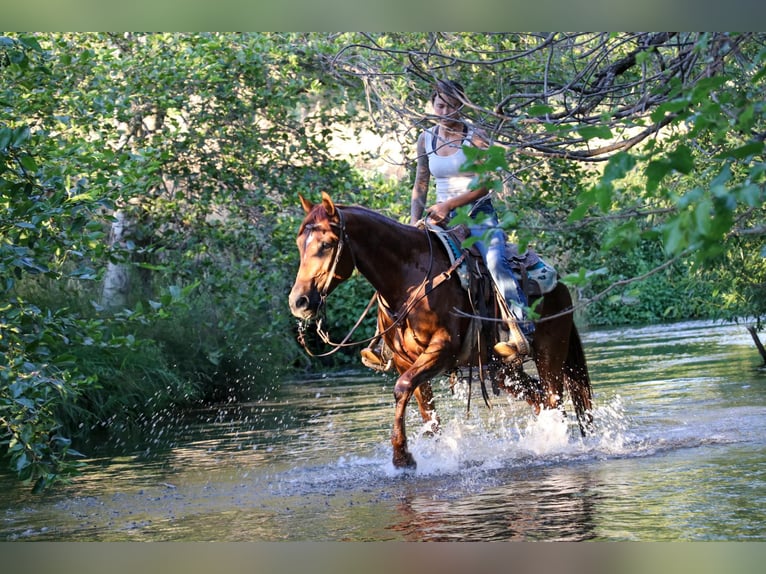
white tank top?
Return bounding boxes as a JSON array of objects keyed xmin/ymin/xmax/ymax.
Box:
[{"xmin": 425, "ymin": 127, "xmax": 475, "ymax": 204}]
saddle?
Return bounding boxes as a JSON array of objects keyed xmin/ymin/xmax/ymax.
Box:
[{"xmin": 426, "ymin": 222, "xmax": 559, "ymax": 300}]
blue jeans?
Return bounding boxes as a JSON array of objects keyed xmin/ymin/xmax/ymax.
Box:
[{"xmin": 464, "ymin": 210, "xmax": 534, "ymax": 337}]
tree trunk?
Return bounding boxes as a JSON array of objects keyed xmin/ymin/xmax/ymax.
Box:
[
  {"xmin": 746, "ymin": 325, "xmax": 766, "ymax": 366},
  {"xmin": 101, "ymin": 210, "xmax": 130, "ymax": 310}
]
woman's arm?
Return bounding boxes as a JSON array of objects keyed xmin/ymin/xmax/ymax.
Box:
[{"xmin": 410, "ymin": 132, "xmax": 430, "ymax": 225}]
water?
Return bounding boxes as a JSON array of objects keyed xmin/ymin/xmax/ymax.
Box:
[{"xmin": 1, "ymin": 320, "xmax": 765, "ymax": 541}]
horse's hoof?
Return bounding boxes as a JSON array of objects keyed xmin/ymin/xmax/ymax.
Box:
[
  {"xmin": 393, "ymin": 451, "xmax": 417, "ymax": 470},
  {"xmin": 579, "ymin": 413, "xmax": 595, "ymax": 437}
]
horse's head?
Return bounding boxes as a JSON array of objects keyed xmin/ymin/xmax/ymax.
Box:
[{"xmin": 288, "ymin": 192, "xmax": 355, "ymax": 320}]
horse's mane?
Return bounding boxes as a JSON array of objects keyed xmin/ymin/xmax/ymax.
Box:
[
  {"xmin": 340, "ymin": 205, "xmax": 412, "ymax": 231},
  {"xmin": 301, "ymin": 202, "xmax": 414, "ymax": 237}
]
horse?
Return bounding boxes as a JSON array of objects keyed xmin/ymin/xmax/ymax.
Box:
[{"xmin": 288, "ymin": 192, "xmax": 593, "ymax": 469}]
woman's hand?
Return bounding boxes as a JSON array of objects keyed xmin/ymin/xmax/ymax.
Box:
[{"xmin": 425, "ymin": 202, "xmax": 451, "ymax": 226}]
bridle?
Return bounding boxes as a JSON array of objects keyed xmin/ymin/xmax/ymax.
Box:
[
  {"xmin": 296, "ymin": 207, "xmax": 466, "ymax": 358},
  {"xmin": 297, "ymin": 208, "xmax": 375, "ymax": 357},
  {"xmin": 317, "ymin": 208, "xmax": 353, "ymax": 302}
]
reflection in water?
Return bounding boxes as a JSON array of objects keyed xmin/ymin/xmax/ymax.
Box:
[
  {"xmin": 1, "ymin": 320, "xmax": 765, "ymax": 541},
  {"xmin": 391, "ymin": 464, "xmax": 599, "ymax": 541}
]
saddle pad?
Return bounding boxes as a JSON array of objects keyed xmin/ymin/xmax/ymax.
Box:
[
  {"xmin": 506, "ymin": 244, "xmax": 559, "ymax": 296},
  {"xmin": 425, "ymin": 223, "xmax": 471, "ymax": 291}
]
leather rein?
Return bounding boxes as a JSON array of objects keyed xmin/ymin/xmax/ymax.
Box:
[{"xmin": 297, "ymin": 208, "xmax": 466, "ymax": 358}]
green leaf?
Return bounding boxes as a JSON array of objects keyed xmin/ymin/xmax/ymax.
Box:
[
  {"xmin": 19, "ymin": 155, "xmax": 38, "ymax": 172},
  {"xmin": 561, "ymin": 268, "xmax": 589, "ymax": 287},
  {"xmin": 738, "ymin": 183, "xmax": 762, "ymax": 207},
  {"xmin": 602, "ymin": 152, "xmax": 636, "ymax": 183},
  {"xmin": 567, "ymin": 187, "xmax": 597, "ymax": 222},
  {"xmin": 527, "ymin": 104, "xmax": 554, "ymax": 116},
  {"xmin": 0, "ymin": 127, "xmax": 12, "ymax": 150},
  {"xmin": 603, "ymin": 220, "xmax": 640, "ymax": 250},
  {"xmin": 666, "ymin": 145, "xmax": 694, "ymax": 174},
  {"xmin": 710, "ymin": 164, "xmax": 732, "ymax": 190},
  {"xmin": 577, "ymin": 125, "xmax": 613, "ymax": 141},
  {"xmin": 714, "ymin": 141, "xmax": 764, "ymax": 161},
  {"xmin": 663, "ymin": 217, "xmax": 687, "ymax": 256},
  {"xmin": 460, "ymin": 145, "xmax": 508, "ymax": 173},
  {"xmin": 14, "ymin": 221, "xmax": 37, "ymax": 230},
  {"xmin": 19, "ymin": 36, "xmax": 43, "ymax": 53},
  {"xmin": 461, "ymin": 235, "xmax": 480, "ymax": 249},
  {"xmin": 635, "ymin": 51, "xmax": 652, "ymax": 65},
  {"xmin": 645, "ymin": 161, "xmax": 671, "ymax": 193},
  {"xmin": 11, "ymin": 126, "xmax": 30, "ymax": 148},
  {"xmin": 690, "ymin": 75, "xmax": 727, "ymax": 104},
  {"xmin": 646, "ymin": 145, "xmax": 694, "ymax": 192},
  {"xmin": 182, "ymin": 280, "xmax": 201, "ymax": 297},
  {"xmin": 650, "ymin": 98, "xmax": 689, "ymax": 124},
  {"xmin": 560, "ymin": 267, "xmax": 607, "ymax": 287},
  {"xmin": 677, "ymin": 187, "xmax": 704, "ymax": 209},
  {"xmin": 567, "ymin": 202, "xmax": 589, "ymax": 223},
  {"xmin": 694, "ymin": 199, "xmax": 713, "ymax": 237},
  {"xmin": 15, "ymin": 452, "xmax": 29, "ymax": 472},
  {"xmin": 595, "ymin": 182, "xmax": 613, "ymax": 212}
]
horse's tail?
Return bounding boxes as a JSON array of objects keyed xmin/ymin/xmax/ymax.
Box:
[{"xmin": 563, "ymin": 322, "xmax": 594, "ymax": 435}]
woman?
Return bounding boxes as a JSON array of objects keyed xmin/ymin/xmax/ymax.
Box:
[{"xmin": 361, "ymin": 80, "xmax": 532, "ymax": 370}]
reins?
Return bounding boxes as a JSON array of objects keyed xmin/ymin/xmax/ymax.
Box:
[
  {"xmin": 297, "ymin": 291, "xmax": 379, "ymax": 358},
  {"xmin": 374, "ymin": 229, "xmax": 467, "ymax": 328}
]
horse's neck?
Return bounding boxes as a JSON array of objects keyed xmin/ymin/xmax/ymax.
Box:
[{"xmin": 344, "ymin": 208, "xmax": 429, "ymax": 305}]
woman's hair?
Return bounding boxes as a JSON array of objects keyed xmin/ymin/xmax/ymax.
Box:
[{"xmin": 431, "ymin": 79, "xmax": 466, "ymax": 105}]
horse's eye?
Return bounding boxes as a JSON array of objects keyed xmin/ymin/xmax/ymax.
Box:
[{"xmin": 320, "ymin": 241, "xmax": 334, "ymax": 252}]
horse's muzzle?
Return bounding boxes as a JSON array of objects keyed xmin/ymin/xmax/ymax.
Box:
[{"xmin": 288, "ymin": 286, "xmax": 321, "ymax": 319}]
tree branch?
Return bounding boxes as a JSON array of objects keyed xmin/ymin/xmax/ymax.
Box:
[{"xmin": 329, "ymin": 32, "xmax": 758, "ymax": 163}]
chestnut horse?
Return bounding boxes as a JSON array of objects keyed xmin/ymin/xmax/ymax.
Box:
[{"xmin": 289, "ymin": 192, "xmax": 593, "ymax": 469}]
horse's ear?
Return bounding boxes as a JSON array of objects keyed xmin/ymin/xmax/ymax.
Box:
[
  {"xmin": 298, "ymin": 194, "xmax": 313, "ymax": 214},
  {"xmin": 320, "ymin": 191, "xmax": 336, "ymax": 217}
]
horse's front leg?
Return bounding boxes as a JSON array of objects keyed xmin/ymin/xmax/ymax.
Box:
[
  {"xmin": 391, "ymin": 334, "xmax": 450, "ymax": 469},
  {"xmin": 391, "ymin": 373, "xmax": 418, "ymax": 469}
]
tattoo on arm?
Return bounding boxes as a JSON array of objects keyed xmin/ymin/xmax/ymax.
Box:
[{"xmin": 410, "ymin": 136, "xmax": 430, "ymax": 224}]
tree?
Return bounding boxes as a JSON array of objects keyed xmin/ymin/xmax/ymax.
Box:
[
  {"xmin": 1, "ymin": 35, "xmax": 101, "ymax": 490},
  {"xmin": 327, "ymin": 32, "xmax": 766, "ymax": 345}
]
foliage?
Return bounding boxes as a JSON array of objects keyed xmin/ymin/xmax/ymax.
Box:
[
  {"xmin": 330, "ymin": 33, "xmax": 765, "ymax": 328},
  {"xmin": 1, "ymin": 36, "xmax": 96, "ymax": 490},
  {"xmin": 563, "ymin": 38, "xmax": 766, "ymax": 325},
  {"xmin": 1, "ymin": 32, "xmax": 365, "ymax": 489}
]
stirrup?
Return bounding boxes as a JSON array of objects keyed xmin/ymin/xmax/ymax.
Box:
[
  {"xmin": 493, "ymin": 334, "xmax": 531, "ymax": 361},
  {"xmin": 361, "ymin": 347, "xmax": 391, "ymax": 372}
]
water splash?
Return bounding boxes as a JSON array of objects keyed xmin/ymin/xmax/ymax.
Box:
[
  {"xmin": 373, "ymin": 390, "xmax": 637, "ymax": 479},
  {"xmin": 285, "ymin": 375, "xmax": 645, "ymax": 483}
]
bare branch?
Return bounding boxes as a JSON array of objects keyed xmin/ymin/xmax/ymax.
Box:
[{"xmin": 328, "ymin": 32, "xmax": 760, "ymax": 163}]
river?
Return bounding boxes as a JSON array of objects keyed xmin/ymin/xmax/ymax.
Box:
[{"xmin": 1, "ymin": 319, "xmax": 765, "ymax": 541}]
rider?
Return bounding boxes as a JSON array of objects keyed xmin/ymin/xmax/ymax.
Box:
[{"xmin": 361, "ymin": 79, "xmax": 533, "ymax": 369}]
